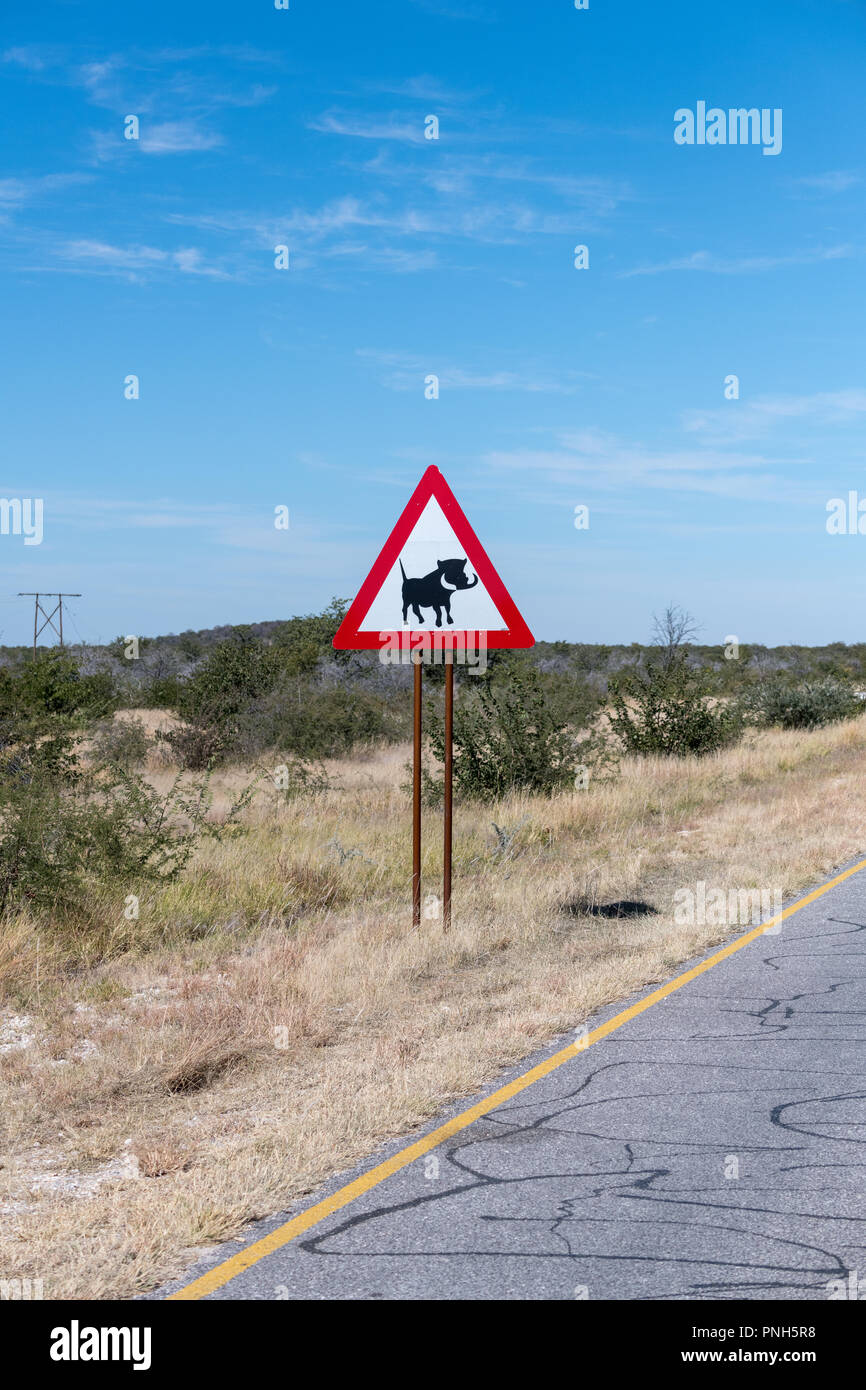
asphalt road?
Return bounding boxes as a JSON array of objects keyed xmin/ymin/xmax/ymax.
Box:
[{"xmin": 159, "ymin": 858, "xmax": 866, "ymax": 1301}]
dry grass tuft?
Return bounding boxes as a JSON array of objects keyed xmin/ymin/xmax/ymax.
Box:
[
  {"xmin": 162, "ymin": 1041, "xmax": 251, "ymax": 1096},
  {"xmin": 130, "ymin": 1138, "xmax": 193, "ymax": 1178}
]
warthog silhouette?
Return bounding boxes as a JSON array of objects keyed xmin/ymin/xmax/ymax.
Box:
[{"xmin": 399, "ymin": 557, "xmax": 479, "ymax": 627}]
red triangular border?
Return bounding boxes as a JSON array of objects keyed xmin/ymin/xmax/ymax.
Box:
[{"xmin": 333, "ymin": 466, "xmax": 534, "ymax": 650}]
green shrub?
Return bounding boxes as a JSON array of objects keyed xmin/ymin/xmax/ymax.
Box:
[
  {"xmin": 161, "ymin": 631, "xmax": 280, "ymax": 768},
  {"xmin": 0, "ymin": 718, "xmax": 229, "ymax": 916},
  {"xmin": 272, "ymin": 598, "xmax": 350, "ymax": 672},
  {"xmin": 0, "ymin": 650, "xmax": 115, "ymax": 722},
  {"xmin": 90, "ymin": 717, "xmax": 151, "ymax": 769},
  {"xmin": 609, "ymin": 654, "xmax": 742, "ymax": 758},
  {"xmin": 266, "ymin": 753, "xmax": 331, "ymax": 801},
  {"xmin": 178, "ymin": 630, "xmax": 279, "ymax": 727},
  {"xmin": 425, "ymin": 660, "xmax": 581, "ymax": 800},
  {"xmin": 153, "ymin": 610, "xmax": 406, "ymax": 766},
  {"xmin": 741, "ymin": 675, "xmax": 864, "ymax": 730},
  {"xmin": 236, "ymin": 681, "xmax": 407, "ymax": 760},
  {"xmin": 141, "ymin": 675, "xmax": 184, "ymax": 709},
  {"xmin": 157, "ymin": 721, "xmax": 224, "ymax": 772}
]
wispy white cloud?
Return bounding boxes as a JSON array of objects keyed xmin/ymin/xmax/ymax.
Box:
[
  {"xmin": 42, "ymin": 494, "xmax": 374, "ymax": 570},
  {"xmin": 366, "ymin": 246, "xmax": 440, "ymax": 272},
  {"xmin": 349, "ymin": 142, "xmax": 633, "ymax": 218},
  {"xmin": 683, "ymin": 390, "xmax": 866, "ymax": 443},
  {"xmin": 52, "ymin": 239, "xmax": 233, "ymax": 279},
  {"xmin": 165, "ymin": 199, "xmax": 445, "ymax": 273},
  {"xmin": 0, "ymin": 173, "xmax": 92, "ymax": 206},
  {"xmin": 74, "ymin": 52, "xmax": 276, "ymax": 117},
  {"xmin": 486, "ymin": 446, "xmax": 796, "ymax": 505},
  {"xmin": 371, "ymin": 74, "xmax": 481, "ymax": 104},
  {"xmin": 4, "ymin": 48, "xmax": 275, "ymax": 168},
  {"xmin": 168, "ymin": 246, "xmax": 233, "ymax": 277},
  {"xmin": 162, "ymin": 175, "xmax": 615, "ymax": 278},
  {"xmin": 2, "ymin": 45, "xmax": 54, "ymax": 70},
  {"xmin": 357, "ymin": 348, "xmax": 592, "ymax": 394},
  {"xmin": 168, "ymin": 195, "xmax": 429, "ymax": 242},
  {"xmin": 619, "ymin": 245, "xmax": 854, "ymax": 277},
  {"xmin": 430, "ymin": 156, "xmax": 630, "ymax": 211},
  {"xmin": 89, "ymin": 117, "xmax": 224, "ymax": 162},
  {"xmin": 788, "ymin": 170, "xmax": 860, "ymax": 195},
  {"xmin": 138, "ymin": 119, "xmax": 224, "ymax": 154},
  {"xmin": 76, "ymin": 57, "xmax": 123, "ymax": 105},
  {"xmin": 479, "ymin": 422, "xmax": 829, "ymax": 507},
  {"xmin": 309, "ymin": 110, "xmax": 427, "ymax": 144},
  {"xmin": 61, "ymin": 240, "xmax": 168, "ymax": 268},
  {"xmin": 197, "ymin": 82, "xmax": 277, "ymax": 109},
  {"xmin": 46, "ymin": 495, "xmax": 240, "ymax": 529}
]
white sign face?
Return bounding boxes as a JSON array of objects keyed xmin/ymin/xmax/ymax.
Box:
[{"xmin": 354, "ymin": 497, "xmax": 509, "ymax": 635}]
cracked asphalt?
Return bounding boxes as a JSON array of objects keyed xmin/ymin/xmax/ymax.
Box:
[{"xmin": 159, "ymin": 858, "xmax": 866, "ymax": 1301}]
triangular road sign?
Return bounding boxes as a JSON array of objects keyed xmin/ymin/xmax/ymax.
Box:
[{"xmin": 333, "ymin": 466, "xmax": 534, "ymax": 650}]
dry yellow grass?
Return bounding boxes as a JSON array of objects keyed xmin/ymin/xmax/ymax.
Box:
[{"xmin": 3, "ymin": 717, "xmax": 866, "ymax": 1299}]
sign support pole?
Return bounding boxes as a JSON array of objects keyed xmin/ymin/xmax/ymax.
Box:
[
  {"xmin": 443, "ymin": 653, "xmax": 453, "ymax": 932},
  {"xmin": 412, "ymin": 659, "xmax": 422, "ymax": 927},
  {"xmin": 331, "ymin": 466, "xmax": 535, "ymax": 931}
]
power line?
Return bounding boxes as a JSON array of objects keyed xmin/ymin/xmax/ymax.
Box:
[
  {"xmin": 62, "ymin": 602, "xmax": 88, "ymax": 647},
  {"xmin": 17, "ymin": 593, "xmax": 82, "ymax": 658}
]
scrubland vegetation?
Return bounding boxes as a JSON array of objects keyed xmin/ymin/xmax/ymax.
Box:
[{"xmin": 2, "ymin": 603, "xmax": 866, "ymax": 1297}]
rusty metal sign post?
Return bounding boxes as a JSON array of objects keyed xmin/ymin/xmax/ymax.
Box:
[
  {"xmin": 410, "ymin": 649, "xmax": 453, "ymax": 931},
  {"xmin": 334, "ymin": 466, "xmax": 534, "ymax": 930},
  {"xmin": 412, "ymin": 658, "xmax": 423, "ymax": 926},
  {"xmin": 443, "ymin": 654, "xmax": 454, "ymax": 930}
]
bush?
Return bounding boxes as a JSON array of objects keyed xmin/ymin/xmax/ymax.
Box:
[
  {"xmin": 235, "ymin": 680, "xmax": 408, "ymax": 761},
  {"xmin": 0, "ymin": 650, "xmax": 115, "ymax": 723},
  {"xmin": 178, "ymin": 630, "xmax": 279, "ymax": 728},
  {"xmin": 272, "ymin": 598, "xmax": 350, "ymax": 671},
  {"xmin": 0, "ymin": 650, "xmax": 251, "ymax": 917},
  {"xmin": 161, "ymin": 631, "xmax": 280, "ymax": 768},
  {"xmin": 90, "ymin": 717, "xmax": 150, "ymax": 769},
  {"xmin": 425, "ymin": 660, "xmax": 581, "ymax": 800},
  {"xmin": 741, "ymin": 675, "xmax": 864, "ymax": 730},
  {"xmin": 266, "ymin": 753, "xmax": 330, "ymax": 801},
  {"xmin": 157, "ymin": 722, "xmax": 224, "ymax": 772},
  {"xmin": 155, "ymin": 613, "xmax": 408, "ymax": 767},
  {"xmin": 141, "ymin": 675, "xmax": 184, "ymax": 709},
  {"xmin": 0, "ymin": 717, "xmax": 228, "ymax": 916},
  {"xmin": 609, "ymin": 654, "xmax": 742, "ymax": 758}
]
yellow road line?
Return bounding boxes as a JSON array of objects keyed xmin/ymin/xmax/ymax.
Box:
[{"xmin": 168, "ymin": 854, "xmax": 866, "ymax": 1300}]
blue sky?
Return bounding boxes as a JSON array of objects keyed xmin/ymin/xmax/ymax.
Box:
[{"xmin": 2, "ymin": 0, "xmax": 865, "ymax": 647}]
